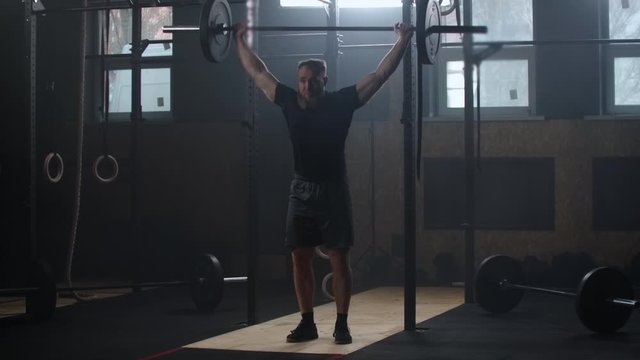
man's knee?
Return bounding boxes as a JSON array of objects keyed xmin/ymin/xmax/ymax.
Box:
[
  {"xmin": 292, "ymin": 247, "xmax": 315, "ymax": 267},
  {"xmin": 327, "ymin": 247, "xmax": 349, "ymax": 258},
  {"xmin": 327, "ymin": 248, "xmax": 351, "ymax": 271}
]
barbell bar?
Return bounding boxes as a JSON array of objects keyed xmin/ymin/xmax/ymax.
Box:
[
  {"xmin": 161, "ymin": 0, "xmax": 487, "ymax": 64},
  {"xmin": 442, "ymin": 38, "xmax": 640, "ymax": 47},
  {"xmin": 0, "ymin": 253, "xmax": 247, "ymax": 321},
  {"xmin": 475, "ymin": 255, "xmax": 638, "ymax": 334},
  {"xmin": 164, "ymin": 24, "xmax": 482, "ymax": 34}
]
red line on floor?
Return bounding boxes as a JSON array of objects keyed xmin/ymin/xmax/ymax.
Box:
[{"xmin": 138, "ymin": 346, "xmax": 183, "ymax": 360}]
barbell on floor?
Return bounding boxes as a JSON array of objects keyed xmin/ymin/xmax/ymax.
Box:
[
  {"xmin": 161, "ymin": 0, "xmax": 487, "ymax": 64},
  {"xmin": 474, "ymin": 255, "xmax": 638, "ymax": 334},
  {"xmin": 0, "ymin": 253, "xmax": 247, "ymax": 321}
]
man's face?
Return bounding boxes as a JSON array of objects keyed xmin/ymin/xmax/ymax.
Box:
[{"xmin": 297, "ymin": 66, "xmax": 326, "ymax": 101}]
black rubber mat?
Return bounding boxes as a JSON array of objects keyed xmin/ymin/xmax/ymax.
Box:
[
  {"xmin": 3, "ymin": 284, "xmax": 638, "ymax": 360},
  {"xmin": 342, "ymin": 291, "xmax": 640, "ymax": 360},
  {"xmin": 0, "ymin": 280, "xmax": 302, "ymax": 360}
]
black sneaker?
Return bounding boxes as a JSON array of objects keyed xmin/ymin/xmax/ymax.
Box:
[
  {"xmin": 333, "ymin": 326, "xmax": 352, "ymax": 344},
  {"xmin": 286, "ymin": 322, "xmax": 318, "ymax": 343}
]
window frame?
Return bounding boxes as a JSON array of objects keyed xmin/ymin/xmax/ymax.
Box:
[
  {"xmin": 605, "ymin": 44, "xmax": 640, "ymax": 115},
  {"xmin": 428, "ymin": 45, "xmax": 536, "ymax": 120},
  {"xmin": 594, "ymin": 0, "xmax": 640, "ymax": 117},
  {"xmin": 426, "ymin": 0, "xmax": 536, "ymax": 121},
  {"xmin": 97, "ymin": 7, "xmax": 174, "ymax": 123}
]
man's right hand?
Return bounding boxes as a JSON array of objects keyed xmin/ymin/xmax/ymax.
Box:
[
  {"xmin": 234, "ymin": 22, "xmax": 248, "ymax": 41},
  {"xmin": 233, "ymin": 21, "xmax": 278, "ymax": 103}
]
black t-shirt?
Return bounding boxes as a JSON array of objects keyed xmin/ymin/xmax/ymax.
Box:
[{"xmin": 275, "ymin": 83, "xmax": 363, "ymax": 182}]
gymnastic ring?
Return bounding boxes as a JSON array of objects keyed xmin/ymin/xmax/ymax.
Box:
[
  {"xmin": 92, "ymin": 154, "xmax": 119, "ymax": 183},
  {"xmin": 322, "ymin": 272, "xmax": 335, "ymax": 300},
  {"xmin": 315, "ymin": 246, "xmax": 329, "ymax": 260},
  {"xmin": 43, "ymin": 152, "xmax": 64, "ymax": 183}
]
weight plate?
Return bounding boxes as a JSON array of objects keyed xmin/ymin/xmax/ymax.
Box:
[
  {"xmin": 25, "ymin": 260, "xmax": 57, "ymax": 321},
  {"xmin": 475, "ymin": 255, "xmax": 525, "ymax": 314},
  {"xmin": 191, "ymin": 253, "xmax": 224, "ymax": 312},
  {"xmin": 321, "ymin": 272, "xmax": 335, "ymax": 300},
  {"xmin": 417, "ymin": 0, "xmax": 441, "ymax": 64},
  {"xmin": 439, "ymin": 0, "xmax": 459, "ymax": 17},
  {"xmin": 315, "ymin": 245, "xmax": 329, "ymax": 260},
  {"xmin": 200, "ymin": 0, "xmax": 232, "ymax": 63},
  {"xmin": 575, "ymin": 267, "xmax": 634, "ymax": 333}
]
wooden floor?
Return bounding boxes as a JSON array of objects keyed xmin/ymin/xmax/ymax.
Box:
[{"xmin": 186, "ymin": 286, "xmax": 464, "ymax": 355}]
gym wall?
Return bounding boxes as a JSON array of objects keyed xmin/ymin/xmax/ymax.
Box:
[{"xmin": 2, "ymin": 0, "xmax": 639, "ymax": 289}]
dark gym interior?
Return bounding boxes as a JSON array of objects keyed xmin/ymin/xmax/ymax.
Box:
[{"xmin": 1, "ymin": 0, "xmax": 639, "ymax": 359}]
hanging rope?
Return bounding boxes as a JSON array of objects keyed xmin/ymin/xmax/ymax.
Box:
[{"xmin": 64, "ymin": 0, "xmax": 89, "ymax": 300}]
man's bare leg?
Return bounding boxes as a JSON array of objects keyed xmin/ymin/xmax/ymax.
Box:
[
  {"xmin": 292, "ymin": 247, "xmax": 316, "ymax": 313},
  {"xmin": 328, "ymin": 248, "xmax": 352, "ymax": 344},
  {"xmin": 287, "ymin": 247, "xmax": 318, "ymax": 342}
]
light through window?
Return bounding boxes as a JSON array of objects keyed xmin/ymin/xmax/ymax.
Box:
[
  {"xmin": 438, "ymin": 0, "xmax": 533, "ymax": 116},
  {"xmin": 280, "ymin": 0, "xmax": 401, "ymax": 8},
  {"xmin": 109, "ymin": 68, "xmax": 172, "ymax": 113},
  {"xmin": 445, "ymin": 60, "xmax": 528, "ymax": 108},
  {"xmin": 614, "ymin": 57, "xmax": 640, "ymax": 106},
  {"xmin": 104, "ymin": 7, "xmax": 173, "ymax": 118},
  {"xmin": 609, "ymin": 0, "xmax": 640, "ymax": 107}
]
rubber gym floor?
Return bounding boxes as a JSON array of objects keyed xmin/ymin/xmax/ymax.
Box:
[{"xmin": 1, "ymin": 280, "xmax": 638, "ymax": 360}]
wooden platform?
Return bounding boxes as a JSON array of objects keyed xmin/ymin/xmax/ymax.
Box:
[
  {"xmin": 0, "ymin": 285, "xmax": 132, "ymax": 319},
  {"xmin": 186, "ymin": 286, "xmax": 463, "ymax": 355}
]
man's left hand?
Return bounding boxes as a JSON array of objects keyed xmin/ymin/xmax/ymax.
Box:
[{"xmin": 394, "ymin": 22, "xmax": 414, "ymax": 39}]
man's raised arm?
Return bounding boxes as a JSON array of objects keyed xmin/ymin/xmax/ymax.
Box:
[
  {"xmin": 356, "ymin": 23, "xmax": 413, "ymax": 105},
  {"xmin": 235, "ymin": 23, "xmax": 278, "ymax": 102}
]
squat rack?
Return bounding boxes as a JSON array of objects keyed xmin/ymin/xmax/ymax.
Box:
[
  {"xmin": 22, "ymin": 0, "xmax": 481, "ymax": 332},
  {"xmin": 22, "ymin": 0, "xmax": 257, "ymax": 326}
]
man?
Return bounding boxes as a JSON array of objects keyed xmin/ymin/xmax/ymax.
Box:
[{"xmin": 235, "ymin": 22, "xmax": 413, "ymax": 344}]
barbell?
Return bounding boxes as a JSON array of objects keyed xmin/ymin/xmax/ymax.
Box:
[
  {"xmin": 0, "ymin": 253, "xmax": 247, "ymax": 321},
  {"xmin": 161, "ymin": 0, "xmax": 487, "ymax": 64},
  {"xmin": 475, "ymin": 255, "xmax": 638, "ymax": 334}
]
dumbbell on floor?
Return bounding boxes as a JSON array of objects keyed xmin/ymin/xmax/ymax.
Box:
[{"xmin": 474, "ymin": 255, "xmax": 638, "ymax": 333}]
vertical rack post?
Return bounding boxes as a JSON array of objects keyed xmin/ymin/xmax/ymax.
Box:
[
  {"xmin": 462, "ymin": 0, "xmax": 476, "ymax": 304},
  {"xmin": 402, "ymin": 0, "xmax": 416, "ymax": 332},
  {"xmin": 246, "ymin": 0, "xmax": 258, "ymax": 326},
  {"xmin": 130, "ymin": 1, "xmax": 144, "ymax": 286}
]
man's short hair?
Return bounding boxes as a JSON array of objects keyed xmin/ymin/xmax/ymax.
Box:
[{"xmin": 297, "ymin": 58, "xmax": 327, "ymax": 77}]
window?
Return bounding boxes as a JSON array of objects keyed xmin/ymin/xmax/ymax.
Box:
[
  {"xmin": 433, "ymin": 0, "xmax": 534, "ymax": 118},
  {"xmin": 606, "ymin": 0, "xmax": 640, "ymax": 113},
  {"xmin": 109, "ymin": 68, "xmax": 172, "ymax": 113},
  {"xmin": 614, "ymin": 57, "xmax": 640, "ymax": 106},
  {"xmin": 443, "ymin": 58, "xmax": 530, "ymax": 109},
  {"xmin": 442, "ymin": 0, "xmax": 532, "ymax": 43},
  {"xmin": 102, "ymin": 7, "xmax": 173, "ymax": 120}
]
